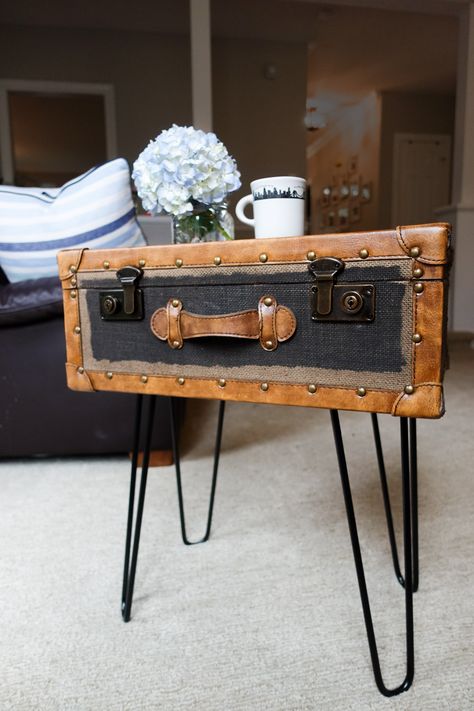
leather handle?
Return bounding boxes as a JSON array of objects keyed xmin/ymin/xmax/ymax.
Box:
[{"xmin": 151, "ymin": 296, "xmax": 296, "ymax": 351}]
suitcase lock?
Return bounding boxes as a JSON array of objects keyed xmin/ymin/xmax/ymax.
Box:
[
  {"xmin": 100, "ymin": 266, "xmax": 144, "ymax": 320},
  {"xmin": 309, "ymin": 257, "xmax": 375, "ymax": 322}
]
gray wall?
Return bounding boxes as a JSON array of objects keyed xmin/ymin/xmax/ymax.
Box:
[
  {"xmin": 213, "ymin": 37, "xmax": 307, "ymax": 212},
  {"xmin": 0, "ymin": 26, "xmax": 308, "ymax": 223},
  {"xmin": 0, "ymin": 25, "xmax": 193, "ymax": 166}
]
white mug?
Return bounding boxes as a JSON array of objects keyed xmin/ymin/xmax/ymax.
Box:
[{"xmin": 235, "ymin": 176, "xmax": 306, "ymax": 238}]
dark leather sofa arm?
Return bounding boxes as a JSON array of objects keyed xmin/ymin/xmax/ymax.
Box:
[{"xmin": 0, "ymin": 276, "xmax": 63, "ymax": 327}]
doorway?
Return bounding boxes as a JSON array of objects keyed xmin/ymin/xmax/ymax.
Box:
[
  {"xmin": 0, "ymin": 79, "xmax": 117, "ymax": 186},
  {"xmin": 391, "ymin": 133, "xmax": 451, "ymax": 225}
]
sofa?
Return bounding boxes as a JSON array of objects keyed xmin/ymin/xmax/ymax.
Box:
[
  {"xmin": 0, "ymin": 267, "xmax": 177, "ymax": 458},
  {"xmin": 0, "ymin": 158, "xmax": 182, "ymax": 459}
]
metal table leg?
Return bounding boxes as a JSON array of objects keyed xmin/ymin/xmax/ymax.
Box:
[
  {"xmin": 331, "ymin": 411, "xmax": 416, "ymax": 696},
  {"xmin": 121, "ymin": 396, "xmax": 225, "ymax": 621}
]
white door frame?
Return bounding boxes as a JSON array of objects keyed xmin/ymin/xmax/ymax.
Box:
[
  {"xmin": 391, "ymin": 132, "xmax": 451, "ymax": 225},
  {"xmin": 0, "ymin": 79, "xmax": 117, "ymax": 185}
]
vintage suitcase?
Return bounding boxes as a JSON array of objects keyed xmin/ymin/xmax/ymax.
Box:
[{"xmin": 58, "ymin": 222, "xmax": 451, "ymax": 419}]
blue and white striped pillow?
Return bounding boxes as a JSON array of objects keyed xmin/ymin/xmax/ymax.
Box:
[{"xmin": 0, "ymin": 158, "xmax": 146, "ymax": 283}]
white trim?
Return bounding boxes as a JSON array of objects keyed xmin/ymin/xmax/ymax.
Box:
[
  {"xmin": 190, "ymin": 0, "xmax": 213, "ymax": 131},
  {"xmin": 0, "ymin": 79, "xmax": 117, "ymax": 185}
]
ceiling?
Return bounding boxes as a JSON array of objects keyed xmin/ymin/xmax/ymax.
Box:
[
  {"xmin": 307, "ymin": 5, "xmax": 459, "ymax": 100},
  {"xmin": 0, "ymin": 0, "xmax": 466, "ymax": 39},
  {"xmin": 0, "ymin": 0, "xmax": 461, "ymax": 105}
]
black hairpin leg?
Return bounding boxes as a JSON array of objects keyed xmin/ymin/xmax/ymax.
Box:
[
  {"xmin": 331, "ymin": 410, "xmax": 415, "ymax": 697},
  {"xmin": 122, "ymin": 395, "xmax": 225, "ymax": 621},
  {"xmin": 372, "ymin": 414, "xmax": 419, "ymax": 591},
  {"xmin": 169, "ymin": 397, "xmax": 226, "ymax": 545},
  {"xmin": 122, "ymin": 394, "xmax": 157, "ymax": 622}
]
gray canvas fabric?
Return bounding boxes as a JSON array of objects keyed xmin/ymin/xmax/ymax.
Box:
[{"xmin": 78, "ymin": 258, "xmax": 413, "ymax": 390}]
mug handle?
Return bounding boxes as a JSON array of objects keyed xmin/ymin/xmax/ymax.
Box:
[{"xmin": 235, "ymin": 194, "xmax": 255, "ymax": 226}]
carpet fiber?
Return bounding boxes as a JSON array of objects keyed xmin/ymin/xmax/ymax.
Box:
[{"xmin": 1, "ymin": 342, "xmax": 473, "ymax": 710}]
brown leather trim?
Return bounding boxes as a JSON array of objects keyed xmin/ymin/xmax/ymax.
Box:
[
  {"xmin": 413, "ymin": 264, "xmax": 445, "ymax": 280},
  {"xmin": 58, "ymin": 223, "xmax": 450, "ymax": 273},
  {"xmin": 62, "ymin": 283, "xmax": 83, "ymax": 367},
  {"xmin": 65, "ymin": 363, "xmax": 95, "ymax": 392},
  {"xmin": 166, "ymin": 299, "xmax": 183, "ymax": 349},
  {"xmin": 397, "ymin": 224, "xmax": 450, "ymax": 264},
  {"xmin": 57, "ymin": 248, "xmax": 87, "ymax": 282},
  {"xmin": 258, "ymin": 295, "xmax": 278, "ymax": 351},
  {"xmin": 391, "ymin": 384, "xmax": 444, "ymax": 418},
  {"xmin": 412, "ymin": 280, "xmax": 447, "ymax": 385},
  {"xmin": 82, "ymin": 371, "xmax": 444, "ymax": 418},
  {"xmin": 150, "ymin": 298, "xmax": 296, "ymax": 350},
  {"xmin": 275, "ymin": 306, "xmax": 297, "ymax": 342}
]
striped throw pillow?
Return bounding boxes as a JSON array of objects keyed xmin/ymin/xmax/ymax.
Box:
[{"xmin": 0, "ymin": 158, "xmax": 146, "ymax": 283}]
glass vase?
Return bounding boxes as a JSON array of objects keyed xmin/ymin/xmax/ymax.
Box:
[{"xmin": 173, "ymin": 202, "xmax": 234, "ymax": 244}]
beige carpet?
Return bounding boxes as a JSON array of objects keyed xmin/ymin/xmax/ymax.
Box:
[{"xmin": 0, "ymin": 341, "xmax": 473, "ymax": 710}]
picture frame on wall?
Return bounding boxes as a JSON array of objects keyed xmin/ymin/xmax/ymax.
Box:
[
  {"xmin": 340, "ymin": 180, "xmax": 350, "ymax": 200},
  {"xmin": 349, "ymin": 202, "xmax": 361, "ymax": 224},
  {"xmin": 349, "ymin": 178, "xmax": 360, "ymax": 200},
  {"xmin": 328, "ymin": 210, "xmax": 336, "ymax": 228},
  {"xmin": 361, "ymin": 182, "xmax": 372, "ymax": 203},
  {"xmin": 321, "ymin": 185, "xmax": 331, "ymax": 207},
  {"xmin": 338, "ymin": 206, "xmax": 349, "ymax": 229}
]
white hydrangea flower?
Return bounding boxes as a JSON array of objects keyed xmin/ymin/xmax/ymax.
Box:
[{"xmin": 132, "ymin": 125, "xmax": 241, "ymax": 217}]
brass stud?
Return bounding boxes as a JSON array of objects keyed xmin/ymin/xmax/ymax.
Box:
[
  {"xmin": 260, "ymin": 382, "xmax": 269, "ymax": 392},
  {"xmin": 404, "ymin": 385, "xmax": 414, "ymax": 395},
  {"xmin": 138, "ymin": 259, "xmax": 146, "ymax": 268},
  {"xmin": 70, "ymin": 277, "xmax": 77, "ymax": 287},
  {"xmin": 106, "ymin": 371, "xmax": 113, "ymax": 380},
  {"xmin": 359, "ymin": 248, "xmax": 369, "ymax": 259},
  {"xmin": 77, "ymin": 366, "xmax": 84, "ymax": 374},
  {"xmin": 412, "ymin": 333, "xmax": 422, "ymax": 344},
  {"xmin": 357, "ymin": 387, "xmax": 367, "ymax": 397},
  {"xmin": 409, "ymin": 246, "xmax": 421, "ymax": 258},
  {"xmin": 70, "ymin": 290, "xmax": 77, "ymax": 299},
  {"xmin": 177, "ymin": 377, "xmax": 185, "ymax": 386},
  {"xmin": 175, "ymin": 258, "xmax": 183, "ymax": 268},
  {"xmin": 69, "ymin": 265, "xmax": 77, "ymax": 274},
  {"xmin": 263, "ymin": 297, "xmax": 273, "ymax": 307},
  {"xmin": 74, "ymin": 326, "xmax": 81, "ymax": 334},
  {"xmin": 413, "ymin": 282, "xmax": 424, "ymax": 294},
  {"xmin": 214, "ymin": 256, "xmax": 222, "ymax": 266},
  {"xmin": 172, "ymin": 340, "xmax": 181, "ymax": 349},
  {"xmin": 141, "ymin": 375, "xmax": 148, "ymax": 383},
  {"xmin": 103, "ymin": 261, "xmax": 110, "ymax": 269},
  {"xmin": 218, "ymin": 378, "xmax": 226, "ymax": 388},
  {"xmin": 172, "ymin": 299, "xmax": 180, "ymax": 308},
  {"xmin": 413, "ymin": 266, "xmax": 424, "ymax": 278},
  {"xmin": 308, "ymin": 384, "xmax": 317, "ymax": 394},
  {"xmin": 259, "ymin": 253, "xmax": 268, "ymax": 263},
  {"xmin": 307, "ymin": 250, "xmax": 316, "ymax": 261},
  {"xmin": 265, "ymin": 340, "xmax": 274, "ymax": 349}
]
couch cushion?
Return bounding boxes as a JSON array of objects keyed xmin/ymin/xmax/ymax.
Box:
[
  {"xmin": 0, "ymin": 158, "xmax": 146, "ymax": 283},
  {"xmin": 0, "ymin": 276, "xmax": 63, "ymax": 327}
]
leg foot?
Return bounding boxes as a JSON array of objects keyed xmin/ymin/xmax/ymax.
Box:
[
  {"xmin": 331, "ymin": 410, "xmax": 415, "ymax": 697},
  {"xmin": 122, "ymin": 395, "xmax": 156, "ymax": 622},
  {"xmin": 170, "ymin": 398, "xmax": 226, "ymax": 545}
]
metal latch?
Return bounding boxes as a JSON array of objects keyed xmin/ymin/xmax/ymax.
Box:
[
  {"xmin": 309, "ymin": 257, "xmax": 375, "ymax": 322},
  {"xmin": 100, "ymin": 266, "xmax": 144, "ymax": 321},
  {"xmin": 308, "ymin": 257, "xmax": 344, "ymax": 316}
]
